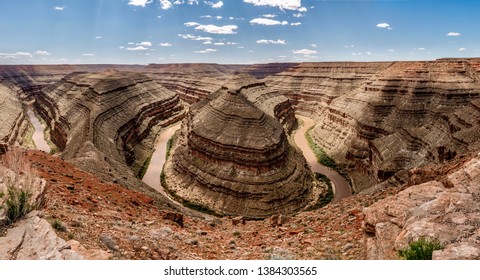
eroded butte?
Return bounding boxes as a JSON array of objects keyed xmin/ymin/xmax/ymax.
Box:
[{"xmin": 165, "ymin": 77, "xmax": 318, "ymax": 218}]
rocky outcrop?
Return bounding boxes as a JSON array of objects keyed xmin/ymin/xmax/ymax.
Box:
[
  {"xmin": 267, "ymin": 59, "xmax": 480, "ymax": 191},
  {"xmin": 363, "ymin": 152, "xmax": 480, "ymax": 260},
  {"xmin": 165, "ymin": 77, "xmax": 316, "ymax": 218},
  {"xmin": 35, "ymin": 70, "xmax": 185, "ymax": 189},
  {"xmin": 0, "ymin": 211, "xmax": 110, "ymax": 260}
]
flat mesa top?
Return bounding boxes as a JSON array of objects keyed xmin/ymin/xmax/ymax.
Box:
[{"xmin": 64, "ymin": 70, "xmax": 153, "ymax": 95}]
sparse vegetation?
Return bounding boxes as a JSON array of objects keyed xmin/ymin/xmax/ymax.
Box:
[
  {"xmin": 307, "ymin": 173, "xmax": 334, "ymax": 210},
  {"xmin": 52, "ymin": 219, "xmax": 68, "ymax": 232},
  {"xmin": 160, "ymin": 171, "xmax": 220, "ymax": 217},
  {"xmin": 398, "ymin": 238, "xmax": 444, "ymax": 260},
  {"xmin": 137, "ymin": 154, "xmax": 152, "ymax": 179},
  {"xmin": 305, "ymin": 127, "xmax": 351, "ymax": 181},
  {"xmin": 305, "ymin": 127, "xmax": 338, "ymax": 170},
  {"xmin": 165, "ymin": 130, "xmax": 179, "ymax": 160}
]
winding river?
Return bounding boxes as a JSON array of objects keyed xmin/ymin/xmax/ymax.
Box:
[
  {"xmin": 142, "ymin": 123, "xmax": 181, "ymax": 193},
  {"xmin": 294, "ymin": 115, "xmax": 351, "ymax": 203},
  {"xmin": 28, "ymin": 108, "xmax": 350, "ymax": 205},
  {"xmin": 27, "ymin": 107, "xmax": 51, "ymax": 153}
]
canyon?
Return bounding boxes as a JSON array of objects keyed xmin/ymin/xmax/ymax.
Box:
[{"xmin": 0, "ymin": 59, "xmax": 479, "ymax": 259}]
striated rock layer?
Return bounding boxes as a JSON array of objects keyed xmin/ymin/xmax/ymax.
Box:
[
  {"xmin": 266, "ymin": 59, "xmax": 480, "ymax": 191},
  {"xmin": 0, "ymin": 82, "xmax": 30, "ymax": 149},
  {"xmin": 165, "ymin": 78, "xmax": 315, "ymax": 218},
  {"xmin": 363, "ymin": 152, "xmax": 480, "ymax": 260},
  {"xmin": 35, "ymin": 70, "xmax": 185, "ymax": 188}
]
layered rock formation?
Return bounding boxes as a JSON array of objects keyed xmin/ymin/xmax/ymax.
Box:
[
  {"xmin": 267, "ymin": 59, "xmax": 480, "ymax": 191},
  {"xmin": 364, "ymin": 152, "xmax": 480, "ymax": 260},
  {"xmin": 35, "ymin": 70, "xmax": 185, "ymax": 188},
  {"xmin": 0, "ymin": 82, "xmax": 30, "ymax": 148},
  {"xmin": 165, "ymin": 78, "xmax": 316, "ymax": 218}
]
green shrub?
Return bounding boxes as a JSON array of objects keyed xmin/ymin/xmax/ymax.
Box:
[
  {"xmin": 399, "ymin": 238, "xmax": 444, "ymax": 260},
  {"xmin": 52, "ymin": 219, "xmax": 68, "ymax": 232},
  {"xmin": 4, "ymin": 187, "xmax": 33, "ymax": 225}
]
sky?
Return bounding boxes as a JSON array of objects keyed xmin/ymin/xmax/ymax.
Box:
[{"xmin": 0, "ymin": 0, "xmax": 479, "ymax": 64}]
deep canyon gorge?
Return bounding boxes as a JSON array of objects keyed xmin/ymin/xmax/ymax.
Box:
[{"xmin": 1, "ymin": 59, "xmax": 479, "ymax": 260}]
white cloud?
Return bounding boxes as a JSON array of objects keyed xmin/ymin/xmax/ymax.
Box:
[
  {"xmin": 137, "ymin": 41, "xmax": 152, "ymax": 47},
  {"xmin": 352, "ymin": 52, "xmax": 362, "ymax": 56},
  {"xmin": 159, "ymin": 43, "xmax": 172, "ymax": 47},
  {"xmin": 458, "ymin": 47, "xmax": 467, "ymax": 52},
  {"xmin": 201, "ymin": 15, "xmax": 212, "ymax": 18},
  {"xmin": 387, "ymin": 49, "xmax": 395, "ymax": 52},
  {"xmin": 35, "ymin": 51, "xmax": 51, "ymax": 56},
  {"xmin": 54, "ymin": 6, "xmax": 65, "ymax": 10},
  {"xmin": 446, "ymin": 32, "xmax": 461, "ymax": 37},
  {"xmin": 376, "ymin": 23, "xmax": 392, "ymax": 30},
  {"xmin": 416, "ymin": 47, "xmax": 426, "ymax": 51},
  {"xmin": 257, "ymin": 39, "xmax": 286, "ymax": 45},
  {"xmin": 344, "ymin": 44, "xmax": 354, "ymax": 48},
  {"xmin": 216, "ymin": 16, "xmax": 223, "ymax": 20},
  {"xmin": 250, "ymin": 18, "xmax": 288, "ymax": 26},
  {"xmin": 293, "ymin": 13, "xmax": 303, "ymax": 18},
  {"xmin": 83, "ymin": 53, "xmax": 95, "ymax": 56},
  {"xmin": 194, "ymin": 24, "xmax": 238, "ymax": 34},
  {"xmin": 293, "ymin": 49, "xmax": 317, "ymax": 55},
  {"xmin": 244, "ymin": 0, "xmax": 304, "ymax": 11},
  {"xmin": 203, "ymin": 41, "xmax": 212, "ymax": 44},
  {"xmin": 95, "ymin": 36, "xmax": 102, "ymax": 39},
  {"xmin": 173, "ymin": 0, "xmax": 199, "ymax": 5},
  {"xmin": 194, "ymin": 48, "xmax": 217, "ymax": 53},
  {"xmin": 205, "ymin": 1, "xmax": 223, "ymax": 8},
  {"xmin": 128, "ymin": 42, "xmax": 135, "ymax": 45},
  {"xmin": 298, "ymin": 7, "xmax": 307, "ymax": 12},
  {"xmin": 128, "ymin": 0, "xmax": 152, "ymax": 7},
  {"xmin": 184, "ymin": 22, "xmax": 200, "ymax": 26},
  {"xmin": 214, "ymin": 42, "xmax": 225, "ymax": 45},
  {"xmin": 263, "ymin": 14, "xmax": 277, "ymax": 18},
  {"xmin": 237, "ymin": 46, "xmax": 245, "ymax": 49},
  {"xmin": 160, "ymin": 0, "xmax": 173, "ymax": 9},
  {"xmin": 0, "ymin": 52, "xmax": 33, "ymax": 60},
  {"xmin": 127, "ymin": 46, "xmax": 149, "ymax": 51},
  {"xmin": 290, "ymin": 22, "xmax": 301, "ymax": 26},
  {"xmin": 310, "ymin": 44, "xmax": 317, "ymax": 48},
  {"xmin": 178, "ymin": 34, "xmax": 213, "ymax": 41}
]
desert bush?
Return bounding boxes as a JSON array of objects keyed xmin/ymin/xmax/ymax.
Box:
[
  {"xmin": 52, "ymin": 219, "xmax": 68, "ymax": 232},
  {"xmin": 399, "ymin": 238, "xmax": 444, "ymax": 260}
]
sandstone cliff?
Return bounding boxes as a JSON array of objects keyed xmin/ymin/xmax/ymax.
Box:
[
  {"xmin": 266, "ymin": 59, "xmax": 480, "ymax": 191},
  {"xmin": 35, "ymin": 70, "xmax": 185, "ymax": 191},
  {"xmin": 165, "ymin": 78, "xmax": 317, "ymax": 218},
  {"xmin": 0, "ymin": 82, "xmax": 30, "ymax": 148}
]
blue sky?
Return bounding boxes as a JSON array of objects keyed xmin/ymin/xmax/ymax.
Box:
[{"xmin": 0, "ymin": 0, "xmax": 478, "ymax": 64}]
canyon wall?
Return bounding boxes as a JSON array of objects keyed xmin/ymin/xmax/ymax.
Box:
[
  {"xmin": 0, "ymin": 81, "xmax": 30, "ymax": 150},
  {"xmin": 266, "ymin": 59, "xmax": 480, "ymax": 191},
  {"xmin": 35, "ymin": 70, "xmax": 185, "ymax": 190}
]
